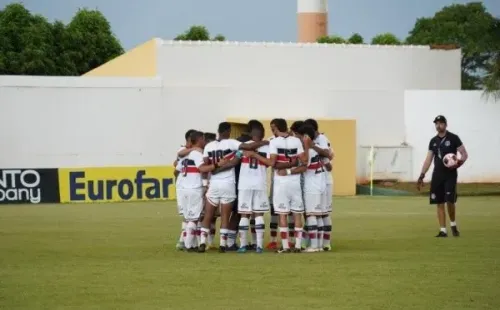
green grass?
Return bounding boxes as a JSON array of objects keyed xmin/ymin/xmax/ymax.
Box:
[
  {"xmin": 1, "ymin": 197, "xmax": 500, "ymax": 310},
  {"xmin": 377, "ymin": 182, "xmax": 500, "ymax": 196}
]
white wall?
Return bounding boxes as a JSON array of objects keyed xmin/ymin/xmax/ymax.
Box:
[
  {"xmin": 158, "ymin": 40, "xmax": 461, "ymax": 90},
  {"xmin": 404, "ymin": 91, "xmax": 500, "ymax": 182}
]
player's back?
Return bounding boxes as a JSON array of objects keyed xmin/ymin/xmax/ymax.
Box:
[
  {"xmin": 176, "ymin": 146, "xmax": 188, "ymax": 189},
  {"xmin": 204, "ymin": 139, "xmax": 241, "ymax": 182},
  {"xmin": 178, "ymin": 150, "xmax": 204, "ymax": 188},
  {"xmin": 270, "ymin": 135, "xmax": 303, "ymax": 183},
  {"xmin": 304, "ymin": 148, "xmax": 326, "ymax": 193},
  {"xmin": 239, "ymin": 142, "xmax": 269, "ymax": 190}
]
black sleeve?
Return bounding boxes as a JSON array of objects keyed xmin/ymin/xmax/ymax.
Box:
[
  {"xmin": 454, "ymin": 134, "xmax": 463, "ymax": 148},
  {"xmin": 428, "ymin": 138, "xmax": 434, "ymax": 151}
]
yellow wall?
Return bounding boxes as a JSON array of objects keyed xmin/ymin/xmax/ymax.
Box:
[
  {"xmin": 227, "ymin": 118, "xmax": 357, "ymax": 196},
  {"xmin": 84, "ymin": 39, "xmax": 158, "ymax": 77}
]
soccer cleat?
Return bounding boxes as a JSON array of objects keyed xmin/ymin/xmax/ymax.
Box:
[
  {"xmin": 246, "ymin": 244, "xmax": 257, "ymax": 251},
  {"xmin": 197, "ymin": 244, "xmax": 206, "ymax": 253},
  {"xmin": 289, "ymin": 242, "xmax": 295, "ymax": 248},
  {"xmin": 187, "ymin": 247, "xmax": 197, "ymax": 253},
  {"xmin": 219, "ymin": 246, "xmax": 227, "ymax": 253},
  {"xmin": 292, "ymin": 248, "xmax": 302, "ymax": 253},
  {"xmin": 266, "ymin": 242, "xmax": 278, "ymax": 250},
  {"xmin": 451, "ymin": 226, "xmax": 460, "ymax": 237},
  {"xmin": 226, "ymin": 244, "xmax": 239, "ymax": 251},
  {"xmin": 237, "ymin": 247, "xmax": 247, "ymax": 253},
  {"xmin": 176, "ymin": 241, "xmax": 185, "ymax": 251},
  {"xmin": 276, "ymin": 248, "xmax": 291, "ymax": 254},
  {"xmin": 256, "ymin": 247, "xmax": 264, "ymax": 254},
  {"xmin": 435, "ymin": 231, "xmax": 448, "ymax": 238},
  {"xmin": 304, "ymin": 247, "xmax": 320, "ymax": 253},
  {"xmin": 323, "ymin": 245, "xmax": 332, "ymax": 252}
]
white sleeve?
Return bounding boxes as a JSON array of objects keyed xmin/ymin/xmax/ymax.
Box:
[
  {"xmin": 175, "ymin": 160, "xmax": 182, "ymax": 172},
  {"xmin": 269, "ymin": 140, "xmax": 277, "ymax": 155},
  {"xmin": 231, "ymin": 139, "xmax": 242, "ymax": 150},
  {"xmin": 203, "ymin": 144, "xmax": 210, "ymax": 159},
  {"xmin": 317, "ymin": 135, "xmax": 329, "ymax": 149},
  {"xmin": 193, "ymin": 152, "xmax": 204, "ymax": 168},
  {"xmin": 264, "ymin": 146, "xmax": 271, "ymax": 159}
]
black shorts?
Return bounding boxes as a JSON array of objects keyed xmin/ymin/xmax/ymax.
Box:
[{"xmin": 430, "ymin": 174, "xmax": 457, "ymax": 205}]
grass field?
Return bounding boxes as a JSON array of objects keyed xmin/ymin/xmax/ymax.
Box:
[{"xmin": 1, "ymin": 197, "xmax": 500, "ymax": 310}]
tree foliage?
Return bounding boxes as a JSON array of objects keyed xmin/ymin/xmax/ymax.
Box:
[
  {"xmin": 174, "ymin": 25, "xmax": 226, "ymax": 41},
  {"xmin": 317, "ymin": 35, "xmax": 345, "ymax": 44},
  {"xmin": 348, "ymin": 33, "xmax": 364, "ymax": 44},
  {"xmin": 371, "ymin": 33, "xmax": 401, "ymax": 45},
  {"xmin": 406, "ymin": 2, "xmax": 500, "ymax": 90},
  {"xmin": 0, "ymin": 3, "xmax": 123, "ymax": 76}
]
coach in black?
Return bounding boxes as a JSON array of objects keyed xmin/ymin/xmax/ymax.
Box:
[{"xmin": 417, "ymin": 115, "xmax": 468, "ymax": 237}]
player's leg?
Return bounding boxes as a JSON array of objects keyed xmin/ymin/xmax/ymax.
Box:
[
  {"xmin": 267, "ymin": 180, "xmax": 279, "ymax": 249},
  {"xmin": 430, "ymin": 176, "xmax": 447, "ymax": 237},
  {"xmin": 303, "ymin": 193, "xmax": 320, "ymax": 252},
  {"xmin": 184, "ymin": 188, "xmax": 204, "ymax": 252},
  {"xmin": 322, "ymin": 185, "xmax": 333, "ymax": 250},
  {"xmin": 208, "ymin": 216, "xmax": 217, "ymax": 249},
  {"xmin": 198, "ymin": 186, "xmax": 219, "ymax": 252},
  {"xmin": 290, "ymin": 183, "xmax": 305, "ymax": 252},
  {"xmin": 274, "ymin": 184, "xmax": 291, "ymax": 253},
  {"xmin": 249, "ymin": 215, "xmax": 257, "ymax": 250},
  {"xmin": 218, "ymin": 183, "xmax": 237, "ymax": 253},
  {"xmin": 252, "ymin": 190, "xmax": 270, "ymax": 253},
  {"xmin": 237, "ymin": 189, "xmax": 252, "ymax": 253},
  {"xmin": 176, "ymin": 190, "xmax": 187, "ymax": 250},
  {"xmin": 227, "ymin": 196, "xmax": 240, "ymax": 251},
  {"xmin": 445, "ymin": 176, "xmax": 460, "ymax": 236},
  {"xmin": 288, "ymin": 213, "xmax": 295, "ymax": 247}
]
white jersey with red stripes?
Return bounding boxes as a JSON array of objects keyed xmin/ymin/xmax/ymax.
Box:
[
  {"xmin": 315, "ymin": 133, "xmax": 334, "ymax": 185},
  {"xmin": 203, "ymin": 139, "xmax": 241, "ymax": 182},
  {"xmin": 238, "ymin": 141, "xmax": 269, "ymax": 191},
  {"xmin": 269, "ymin": 135, "xmax": 304, "ymax": 183},
  {"xmin": 175, "ymin": 146, "xmax": 188, "ymax": 189},
  {"xmin": 176, "ymin": 149, "xmax": 204, "ymax": 189},
  {"xmin": 303, "ymin": 148, "xmax": 326, "ymax": 194}
]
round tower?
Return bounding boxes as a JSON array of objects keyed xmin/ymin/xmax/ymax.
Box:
[{"xmin": 297, "ymin": 0, "xmax": 328, "ymax": 43}]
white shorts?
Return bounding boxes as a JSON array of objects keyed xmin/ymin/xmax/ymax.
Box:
[
  {"xmin": 304, "ymin": 192, "xmax": 327, "ymax": 215},
  {"xmin": 179, "ymin": 188, "xmax": 204, "ymax": 221},
  {"xmin": 206, "ymin": 181, "xmax": 236, "ymax": 206},
  {"xmin": 238, "ymin": 189, "xmax": 270, "ymax": 214},
  {"xmin": 176, "ymin": 189, "xmax": 186, "ymax": 216},
  {"xmin": 273, "ymin": 181, "xmax": 304, "ymax": 214},
  {"xmin": 324, "ymin": 184, "xmax": 333, "ymax": 213}
]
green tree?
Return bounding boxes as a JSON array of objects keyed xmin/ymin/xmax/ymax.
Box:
[
  {"xmin": 406, "ymin": 2, "xmax": 500, "ymax": 90},
  {"xmin": 66, "ymin": 9, "xmax": 124, "ymax": 75},
  {"xmin": 317, "ymin": 35, "xmax": 345, "ymax": 44},
  {"xmin": 483, "ymin": 21, "xmax": 500, "ymax": 99},
  {"xmin": 348, "ymin": 33, "xmax": 364, "ymax": 44},
  {"xmin": 175, "ymin": 25, "xmax": 226, "ymax": 41},
  {"xmin": 371, "ymin": 33, "xmax": 401, "ymax": 45}
]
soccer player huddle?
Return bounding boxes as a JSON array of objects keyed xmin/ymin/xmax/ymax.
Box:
[{"xmin": 173, "ymin": 118, "xmax": 334, "ymax": 254}]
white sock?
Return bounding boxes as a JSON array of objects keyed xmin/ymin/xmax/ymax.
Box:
[
  {"xmin": 306, "ymin": 216, "xmax": 318, "ymax": 249},
  {"xmin": 270, "ymin": 215, "xmax": 278, "ymax": 242},
  {"xmin": 208, "ymin": 222, "xmax": 215, "ymax": 246},
  {"xmin": 450, "ymin": 221, "xmax": 457, "ymax": 227},
  {"xmin": 250, "ymin": 218, "xmax": 256, "ymax": 245},
  {"xmin": 227, "ymin": 230, "xmax": 237, "ymax": 247},
  {"xmin": 255, "ymin": 216, "xmax": 265, "ymax": 249},
  {"xmin": 185, "ymin": 222, "xmax": 197, "ymax": 249},
  {"xmin": 195, "ymin": 222, "xmax": 201, "ymax": 247},
  {"xmin": 317, "ymin": 216, "xmax": 324, "ymax": 248},
  {"xmin": 279, "ymin": 227, "xmax": 289, "ymax": 249},
  {"xmin": 323, "ymin": 215, "xmax": 332, "ymax": 247},
  {"xmin": 238, "ymin": 217, "xmax": 250, "ymax": 247},
  {"xmin": 200, "ymin": 227, "xmax": 209, "ymax": 245},
  {"xmin": 220, "ymin": 228, "xmax": 229, "ymax": 247},
  {"xmin": 294, "ymin": 227, "xmax": 303, "ymax": 249},
  {"xmin": 179, "ymin": 221, "xmax": 186, "ymax": 243},
  {"xmin": 440, "ymin": 227, "xmax": 447, "ymax": 233},
  {"xmin": 288, "ymin": 215, "xmax": 295, "ymax": 244}
]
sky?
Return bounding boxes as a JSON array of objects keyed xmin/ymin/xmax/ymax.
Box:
[{"xmin": 2, "ymin": 0, "xmax": 499, "ymax": 50}]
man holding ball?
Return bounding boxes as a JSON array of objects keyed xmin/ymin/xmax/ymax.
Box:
[{"xmin": 417, "ymin": 115, "xmax": 468, "ymax": 237}]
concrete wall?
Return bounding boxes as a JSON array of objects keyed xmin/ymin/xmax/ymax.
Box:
[{"xmin": 404, "ymin": 90, "xmax": 500, "ymax": 182}]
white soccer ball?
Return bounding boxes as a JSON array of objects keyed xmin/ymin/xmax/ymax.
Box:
[{"xmin": 443, "ymin": 153, "xmax": 457, "ymax": 168}]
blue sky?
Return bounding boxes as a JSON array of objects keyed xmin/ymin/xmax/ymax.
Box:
[{"xmin": 2, "ymin": 0, "xmax": 499, "ymax": 50}]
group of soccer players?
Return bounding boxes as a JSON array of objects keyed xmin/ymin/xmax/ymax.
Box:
[{"xmin": 173, "ymin": 118, "xmax": 334, "ymax": 253}]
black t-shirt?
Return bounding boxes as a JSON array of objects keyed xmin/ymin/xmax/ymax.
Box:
[
  {"xmin": 428, "ymin": 131, "xmax": 462, "ymax": 176},
  {"xmin": 234, "ymin": 134, "xmax": 252, "ymax": 184}
]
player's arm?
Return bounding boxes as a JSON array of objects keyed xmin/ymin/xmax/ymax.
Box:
[
  {"xmin": 417, "ymin": 139, "xmax": 435, "ymax": 190},
  {"xmin": 276, "ymin": 164, "xmax": 307, "ymax": 176},
  {"xmin": 212, "ymin": 157, "xmax": 240, "ymax": 174},
  {"xmin": 194, "ymin": 152, "xmax": 215, "ymax": 174},
  {"xmin": 239, "ymin": 140, "xmax": 269, "ymax": 150},
  {"xmin": 311, "ymin": 144, "xmax": 330, "ymax": 158},
  {"xmin": 178, "ymin": 148, "xmax": 192, "ymax": 157}
]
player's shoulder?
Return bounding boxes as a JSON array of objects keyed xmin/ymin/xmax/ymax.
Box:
[
  {"xmin": 287, "ymin": 135, "xmax": 302, "ymax": 143},
  {"xmin": 177, "ymin": 146, "xmax": 186, "ymax": 152},
  {"xmin": 205, "ymin": 140, "xmax": 218, "ymax": 149},
  {"xmin": 447, "ymin": 131, "xmax": 460, "ymax": 139}
]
